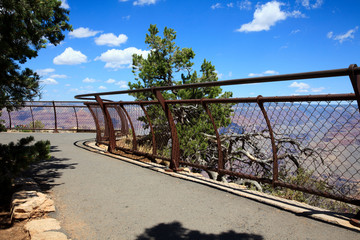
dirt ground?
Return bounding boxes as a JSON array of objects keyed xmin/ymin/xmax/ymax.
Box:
[{"xmin": 0, "ymin": 208, "xmax": 30, "ymax": 240}]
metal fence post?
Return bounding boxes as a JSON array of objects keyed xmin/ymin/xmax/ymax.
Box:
[
  {"xmin": 87, "ymin": 104, "xmax": 102, "ymax": 143},
  {"xmin": 73, "ymin": 106, "xmax": 79, "ymax": 132},
  {"xmin": 52, "ymin": 101, "xmax": 58, "ymax": 133},
  {"xmin": 29, "ymin": 104, "xmax": 35, "ymax": 130},
  {"xmin": 201, "ymin": 101, "xmax": 224, "ymax": 177},
  {"xmin": 140, "ymin": 103, "xmax": 157, "ymax": 156},
  {"xmin": 257, "ymin": 95, "xmax": 278, "ymax": 186},
  {"xmin": 115, "ymin": 105, "xmax": 129, "ymax": 136},
  {"xmin": 152, "ymin": 89, "xmax": 180, "ymax": 171},
  {"xmin": 7, "ymin": 109, "xmax": 12, "ymax": 129},
  {"xmin": 349, "ymin": 64, "xmax": 360, "ymax": 112},
  {"xmin": 96, "ymin": 96, "xmax": 116, "ymax": 152},
  {"xmin": 119, "ymin": 103, "xmax": 137, "ymax": 151}
]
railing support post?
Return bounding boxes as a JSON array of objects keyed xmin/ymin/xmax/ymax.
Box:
[
  {"xmin": 349, "ymin": 64, "xmax": 360, "ymax": 112},
  {"xmin": 52, "ymin": 101, "xmax": 58, "ymax": 133},
  {"xmin": 29, "ymin": 104, "xmax": 35, "ymax": 130},
  {"xmin": 7, "ymin": 109, "xmax": 12, "ymax": 129},
  {"xmin": 201, "ymin": 100, "xmax": 224, "ymax": 178},
  {"xmin": 119, "ymin": 103, "xmax": 137, "ymax": 151},
  {"xmin": 96, "ymin": 96, "xmax": 116, "ymax": 152},
  {"xmin": 152, "ymin": 89, "xmax": 180, "ymax": 171},
  {"xmin": 87, "ymin": 104, "xmax": 102, "ymax": 143},
  {"xmin": 140, "ymin": 103, "xmax": 157, "ymax": 156},
  {"xmin": 73, "ymin": 107, "xmax": 79, "ymax": 132},
  {"xmin": 257, "ymin": 95, "xmax": 278, "ymax": 186},
  {"xmin": 115, "ymin": 106, "xmax": 129, "ymax": 136}
]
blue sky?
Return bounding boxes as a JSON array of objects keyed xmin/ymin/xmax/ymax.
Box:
[{"xmin": 26, "ymin": 0, "xmax": 359, "ymax": 101}]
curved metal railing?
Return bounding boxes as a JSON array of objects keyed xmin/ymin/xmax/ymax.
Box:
[{"xmin": 75, "ymin": 64, "xmax": 360, "ymax": 209}]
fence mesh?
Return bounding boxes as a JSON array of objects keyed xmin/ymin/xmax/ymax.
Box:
[
  {"xmin": 5, "ymin": 96, "xmax": 359, "ymax": 212},
  {"xmin": 217, "ymin": 102, "xmax": 273, "ymax": 179},
  {"xmin": 74, "ymin": 107, "xmax": 95, "ymax": 130},
  {"xmin": 88, "ymin": 105, "xmax": 106, "ymax": 141},
  {"xmin": 265, "ymin": 100, "xmax": 360, "ymax": 202},
  {"xmin": 1, "ymin": 102, "xmax": 95, "ymax": 131},
  {"xmin": 170, "ymin": 103, "xmax": 219, "ymax": 169}
]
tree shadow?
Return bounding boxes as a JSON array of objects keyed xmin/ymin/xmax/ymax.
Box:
[
  {"xmin": 136, "ymin": 221, "xmax": 263, "ymax": 240},
  {"xmin": 24, "ymin": 149, "xmax": 78, "ymax": 191},
  {"xmin": 50, "ymin": 145, "xmax": 61, "ymax": 153}
]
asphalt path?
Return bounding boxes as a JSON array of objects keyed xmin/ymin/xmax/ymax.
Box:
[{"xmin": 1, "ymin": 132, "xmax": 359, "ymax": 240}]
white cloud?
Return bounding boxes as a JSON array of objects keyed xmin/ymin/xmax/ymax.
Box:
[
  {"xmin": 236, "ymin": 1, "xmax": 304, "ymax": 32},
  {"xmin": 327, "ymin": 31, "xmax": 333, "ymax": 39},
  {"xmin": 228, "ymin": 71, "xmax": 233, "ymax": 77},
  {"xmin": 289, "ymin": 81, "xmax": 325, "ymax": 93},
  {"xmin": 215, "ymin": 70, "xmax": 223, "ymax": 79},
  {"xmin": 288, "ymin": 10, "xmax": 306, "ymax": 18},
  {"xmin": 106, "ymin": 78, "xmax": 116, "ymax": 84},
  {"xmin": 263, "ymin": 70, "xmax": 279, "ymax": 75},
  {"xmin": 65, "ymin": 84, "xmax": 71, "ymax": 87},
  {"xmin": 60, "ymin": 0, "xmax": 70, "ymax": 9},
  {"xmin": 95, "ymin": 33, "xmax": 128, "ymax": 47},
  {"xmin": 69, "ymin": 87, "xmax": 94, "ymax": 94},
  {"xmin": 298, "ymin": 0, "xmax": 324, "ymax": 9},
  {"xmin": 291, "ymin": 29, "xmax": 301, "ymax": 34},
  {"xmin": 248, "ymin": 70, "xmax": 279, "ymax": 77},
  {"xmin": 227, "ymin": 3, "xmax": 234, "ymax": 8},
  {"xmin": 41, "ymin": 78, "xmax": 58, "ymax": 85},
  {"xmin": 82, "ymin": 77, "xmax": 96, "ymax": 83},
  {"xmin": 95, "ymin": 47, "xmax": 150, "ymax": 69},
  {"xmin": 105, "ymin": 78, "xmax": 127, "ymax": 88},
  {"xmin": 133, "ymin": 0, "xmax": 158, "ymax": 6},
  {"xmin": 122, "ymin": 15, "xmax": 131, "ymax": 20},
  {"xmin": 53, "ymin": 47, "xmax": 88, "ymax": 65},
  {"xmin": 50, "ymin": 74, "xmax": 68, "ymax": 79},
  {"xmin": 327, "ymin": 26, "xmax": 358, "ymax": 43},
  {"xmin": 248, "ymin": 73, "xmax": 262, "ymax": 77},
  {"xmin": 36, "ymin": 68, "xmax": 55, "ymax": 76},
  {"xmin": 289, "ymin": 82, "xmax": 310, "ymax": 92},
  {"xmin": 69, "ymin": 27, "xmax": 101, "ymax": 38},
  {"xmin": 312, "ymin": 0, "xmax": 324, "ymax": 8},
  {"xmin": 99, "ymin": 86, "xmax": 107, "ymax": 90},
  {"xmin": 211, "ymin": 3, "xmax": 222, "ymax": 10},
  {"xmin": 238, "ymin": 0, "xmax": 252, "ymax": 10},
  {"xmin": 115, "ymin": 81, "xmax": 128, "ymax": 89},
  {"xmin": 311, "ymin": 87, "xmax": 325, "ymax": 92},
  {"xmin": 236, "ymin": 1, "xmax": 287, "ymax": 32}
]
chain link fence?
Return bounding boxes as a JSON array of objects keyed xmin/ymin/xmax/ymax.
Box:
[
  {"xmin": 76, "ymin": 65, "xmax": 360, "ymax": 215},
  {"xmin": 0, "ymin": 101, "xmax": 96, "ymax": 132}
]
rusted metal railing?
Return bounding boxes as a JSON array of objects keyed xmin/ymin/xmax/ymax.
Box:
[
  {"xmin": 0, "ymin": 101, "xmax": 96, "ymax": 132},
  {"xmin": 75, "ymin": 65, "xmax": 360, "ymax": 213}
]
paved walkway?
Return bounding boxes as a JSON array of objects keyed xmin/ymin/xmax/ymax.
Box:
[{"xmin": 1, "ymin": 132, "xmax": 359, "ymax": 240}]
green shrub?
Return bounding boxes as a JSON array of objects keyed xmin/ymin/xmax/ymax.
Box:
[
  {"xmin": 0, "ymin": 136, "xmax": 51, "ymax": 195},
  {"xmin": 26, "ymin": 120, "xmax": 45, "ymax": 129}
]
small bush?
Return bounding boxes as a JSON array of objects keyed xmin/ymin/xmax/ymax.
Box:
[
  {"xmin": 26, "ymin": 120, "xmax": 45, "ymax": 129},
  {"xmin": 0, "ymin": 136, "xmax": 51, "ymax": 196}
]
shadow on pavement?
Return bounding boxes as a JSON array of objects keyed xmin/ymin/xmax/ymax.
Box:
[
  {"xmin": 50, "ymin": 145, "xmax": 61, "ymax": 153},
  {"xmin": 25, "ymin": 146, "xmax": 77, "ymax": 191},
  {"xmin": 136, "ymin": 221, "xmax": 263, "ymax": 240}
]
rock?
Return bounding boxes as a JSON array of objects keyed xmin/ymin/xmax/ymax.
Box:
[
  {"xmin": 181, "ymin": 167, "xmax": 191, "ymax": 173},
  {"xmin": 25, "ymin": 218, "xmax": 61, "ymax": 236},
  {"xmin": 11, "ymin": 191, "xmax": 55, "ymax": 220},
  {"xmin": 31, "ymin": 231, "xmax": 68, "ymax": 240}
]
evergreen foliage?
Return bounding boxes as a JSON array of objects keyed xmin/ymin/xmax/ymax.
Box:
[
  {"xmin": 129, "ymin": 24, "xmax": 233, "ymax": 162},
  {"xmin": 0, "ymin": 136, "xmax": 51, "ymax": 195},
  {"xmin": 0, "ymin": 0, "xmax": 72, "ymax": 110}
]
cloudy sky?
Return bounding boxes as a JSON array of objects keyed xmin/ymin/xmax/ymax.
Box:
[{"xmin": 26, "ymin": 0, "xmax": 359, "ymax": 101}]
